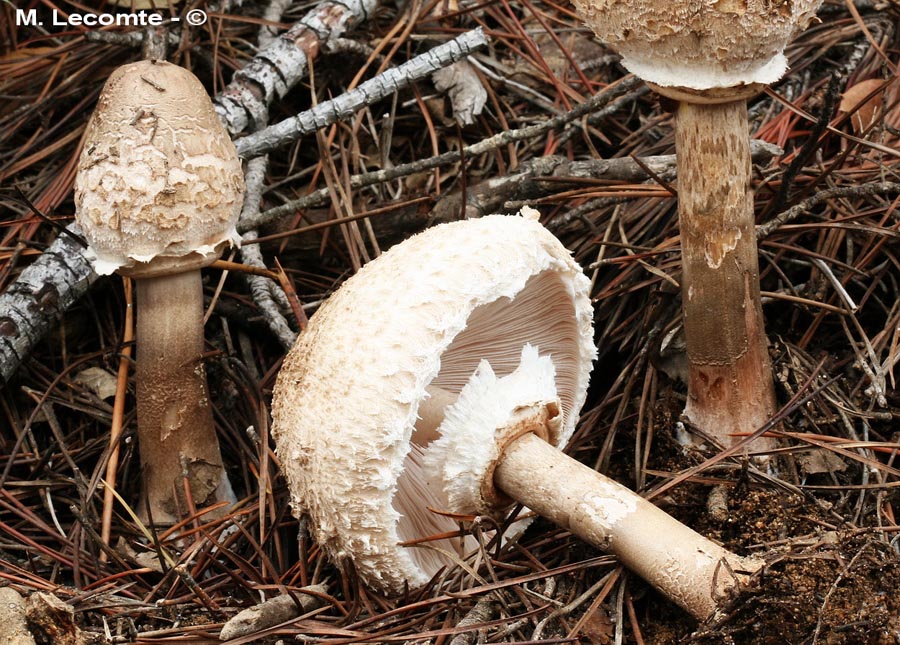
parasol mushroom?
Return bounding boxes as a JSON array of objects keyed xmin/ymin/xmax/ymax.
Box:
[
  {"xmin": 272, "ymin": 211, "xmax": 763, "ymax": 620},
  {"xmin": 567, "ymin": 1, "xmax": 824, "ymax": 450},
  {"xmin": 75, "ymin": 60, "xmax": 244, "ymax": 523}
]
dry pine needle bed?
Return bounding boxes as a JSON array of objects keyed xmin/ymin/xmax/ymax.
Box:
[{"xmin": 2, "ymin": 0, "xmax": 900, "ymax": 642}]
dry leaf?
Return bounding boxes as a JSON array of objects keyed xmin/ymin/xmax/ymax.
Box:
[
  {"xmin": 798, "ymin": 448, "xmax": 847, "ymax": 476},
  {"xmin": 579, "ymin": 604, "xmax": 614, "ymax": 644},
  {"xmin": 840, "ymin": 78, "xmax": 886, "ymax": 134},
  {"xmin": 74, "ymin": 367, "xmax": 119, "ymax": 400},
  {"xmin": 432, "ymin": 60, "xmax": 487, "ymax": 126}
]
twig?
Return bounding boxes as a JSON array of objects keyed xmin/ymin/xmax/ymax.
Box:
[
  {"xmin": 448, "ymin": 598, "xmax": 497, "ymax": 645},
  {"xmin": 239, "ymin": 156, "xmax": 298, "ymax": 350},
  {"xmin": 219, "ymin": 585, "xmax": 328, "ymax": 640},
  {"xmin": 235, "ymin": 28, "xmax": 490, "ymax": 158},
  {"xmin": 215, "ymin": 0, "xmax": 380, "ymax": 135},
  {"xmin": 434, "ymin": 139, "xmax": 782, "ymax": 223},
  {"xmin": 100, "ymin": 278, "xmax": 134, "ymax": 559},
  {"xmin": 757, "ymin": 181, "xmax": 900, "ymax": 239},
  {"xmin": 238, "ymin": 76, "xmax": 643, "ymax": 231}
]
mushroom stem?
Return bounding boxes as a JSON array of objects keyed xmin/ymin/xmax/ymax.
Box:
[
  {"xmin": 135, "ymin": 271, "xmax": 233, "ymax": 524},
  {"xmin": 417, "ymin": 383, "xmax": 762, "ymax": 620},
  {"xmin": 495, "ymin": 433, "xmax": 761, "ymax": 620},
  {"xmin": 674, "ymin": 98, "xmax": 777, "ymax": 451}
]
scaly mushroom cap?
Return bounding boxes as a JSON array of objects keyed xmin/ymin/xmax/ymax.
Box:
[
  {"xmin": 572, "ymin": 0, "xmax": 823, "ymax": 90},
  {"xmin": 271, "ymin": 209, "xmax": 595, "ymax": 593},
  {"xmin": 75, "ymin": 60, "xmax": 244, "ymax": 276}
]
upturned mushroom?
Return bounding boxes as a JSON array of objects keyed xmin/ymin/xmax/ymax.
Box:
[
  {"xmin": 75, "ymin": 60, "xmax": 243, "ymax": 523},
  {"xmin": 272, "ymin": 211, "xmax": 763, "ymax": 620},
  {"xmin": 568, "ymin": 2, "xmax": 823, "ymax": 449}
]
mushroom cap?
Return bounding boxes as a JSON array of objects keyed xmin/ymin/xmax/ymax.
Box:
[
  {"xmin": 572, "ymin": 0, "xmax": 823, "ymax": 90},
  {"xmin": 271, "ymin": 210, "xmax": 595, "ymax": 593},
  {"xmin": 74, "ymin": 60, "xmax": 244, "ymax": 276}
]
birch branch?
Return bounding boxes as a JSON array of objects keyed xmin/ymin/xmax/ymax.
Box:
[
  {"xmin": 0, "ymin": 228, "xmax": 95, "ymax": 384},
  {"xmin": 235, "ymin": 0, "xmax": 302, "ymax": 349},
  {"xmin": 240, "ymin": 157, "xmax": 298, "ymax": 350},
  {"xmin": 215, "ymin": 0, "xmax": 380, "ymax": 135},
  {"xmin": 235, "ymin": 28, "xmax": 490, "ymax": 158}
]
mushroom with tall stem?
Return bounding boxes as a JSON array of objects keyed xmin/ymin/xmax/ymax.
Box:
[
  {"xmin": 567, "ymin": 2, "xmax": 824, "ymax": 450},
  {"xmin": 75, "ymin": 60, "xmax": 244, "ymax": 524},
  {"xmin": 272, "ymin": 211, "xmax": 763, "ymax": 621}
]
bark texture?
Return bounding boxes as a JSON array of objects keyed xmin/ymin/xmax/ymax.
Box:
[
  {"xmin": 235, "ymin": 28, "xmax": 488, "ymax": 159},
  {"xmin": 135, "ymin": 272, "xmax": 233, "ymax": 523},
  {"xmin": 494, "ymin": 434, "xmax": 762, "ymax": 620},
  {"xmin": 675, "ymin": 100, "xmax": 777, "ymax": 451},
  {"xmin": 214, "ymin": 0, "xmax": 379, "ymax": 136},
  {"xmin": 0, "ymin": 225, "xmax": 95, "ymax": 385}
]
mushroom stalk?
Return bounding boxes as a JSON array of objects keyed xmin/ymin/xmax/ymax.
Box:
[
  {"xmin": 674, "ymin": 98, "xmax": 778, "ymax": 450},
  {"xmin": 496, "ymin": 434, "xmax": 758, "ymax": 620},
  {"xmin": 416, "ymin": 387, "xmax": 762, "ymax": 621},
  {"xmin": 135, "ymin": 271, "xmax": 232, "ymax": 524}
]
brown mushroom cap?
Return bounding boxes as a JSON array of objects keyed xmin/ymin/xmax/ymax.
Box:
[
  {"xmin": 75, "ymin": 60, "xmax": 244, "ymax": 275},
  {"xmin": 572, "ymin": 0, "xmax": 823, "ymax": 90},
  {"xmin": 271, "ymin": 210, "xmax": 595, "ymax": 593}
]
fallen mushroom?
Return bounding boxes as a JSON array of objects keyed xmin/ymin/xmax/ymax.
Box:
[
  {"xmin": 272, "ymin": 211, "xmax": 762, "ymax": 620},
  {"xmin": 75, "ymin": 60, "xmax": 244, "ymax": 523},
  {"xmin": 568, "ymin": 2, "xmax": 823, "ymax": 449}
]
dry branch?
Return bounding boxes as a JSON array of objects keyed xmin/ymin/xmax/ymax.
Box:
[
  {"xmin": 239, "ymin": 76, "xmax": 645, "ymax": 231},
  {"xmin": 0, "ymin": 228, "xmax": 95, "ymax": 384},
  {"xmin": 215, "ymin": 0, "xmax": 380, "ymax": 135},
  {"xmin": 234, "ymin": 28, "xmax": 490, "ymax": 158}
]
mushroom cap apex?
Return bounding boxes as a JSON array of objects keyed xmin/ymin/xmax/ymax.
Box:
[
  {"xmin": 571, "ymin": 0, "xmax": 824, "ymax": 91},
  {"xmin": 74, "ymin": 60, "xmax": 244, "ymax": 275}
]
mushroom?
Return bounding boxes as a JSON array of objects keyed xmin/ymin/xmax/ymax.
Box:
[
  {"xmin": 568, "ymin": 2, "xmax": 823, "ymax": 449},
  {"xmin": 75, "ymin": 60, "xmax": 244, "ymax": 523},
  {"xmin": 272, "ymin": 211, "xmax": 762, "ymax": 620}
]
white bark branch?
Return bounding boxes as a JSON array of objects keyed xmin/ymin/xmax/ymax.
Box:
[
  {"xmin": 215, "ymin": 0, "xmax": 380, "ymax": 135},
  {"xmin": 0, "ymin": 227, "xmax": 95, "ymax": 384},
  {"xmin": 240, "ymin": 157, "xmax": 298, "ymax": 350},
  {"xmin": 235, "ymin": 28, "xmax": 489, "ymax": 158}
]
